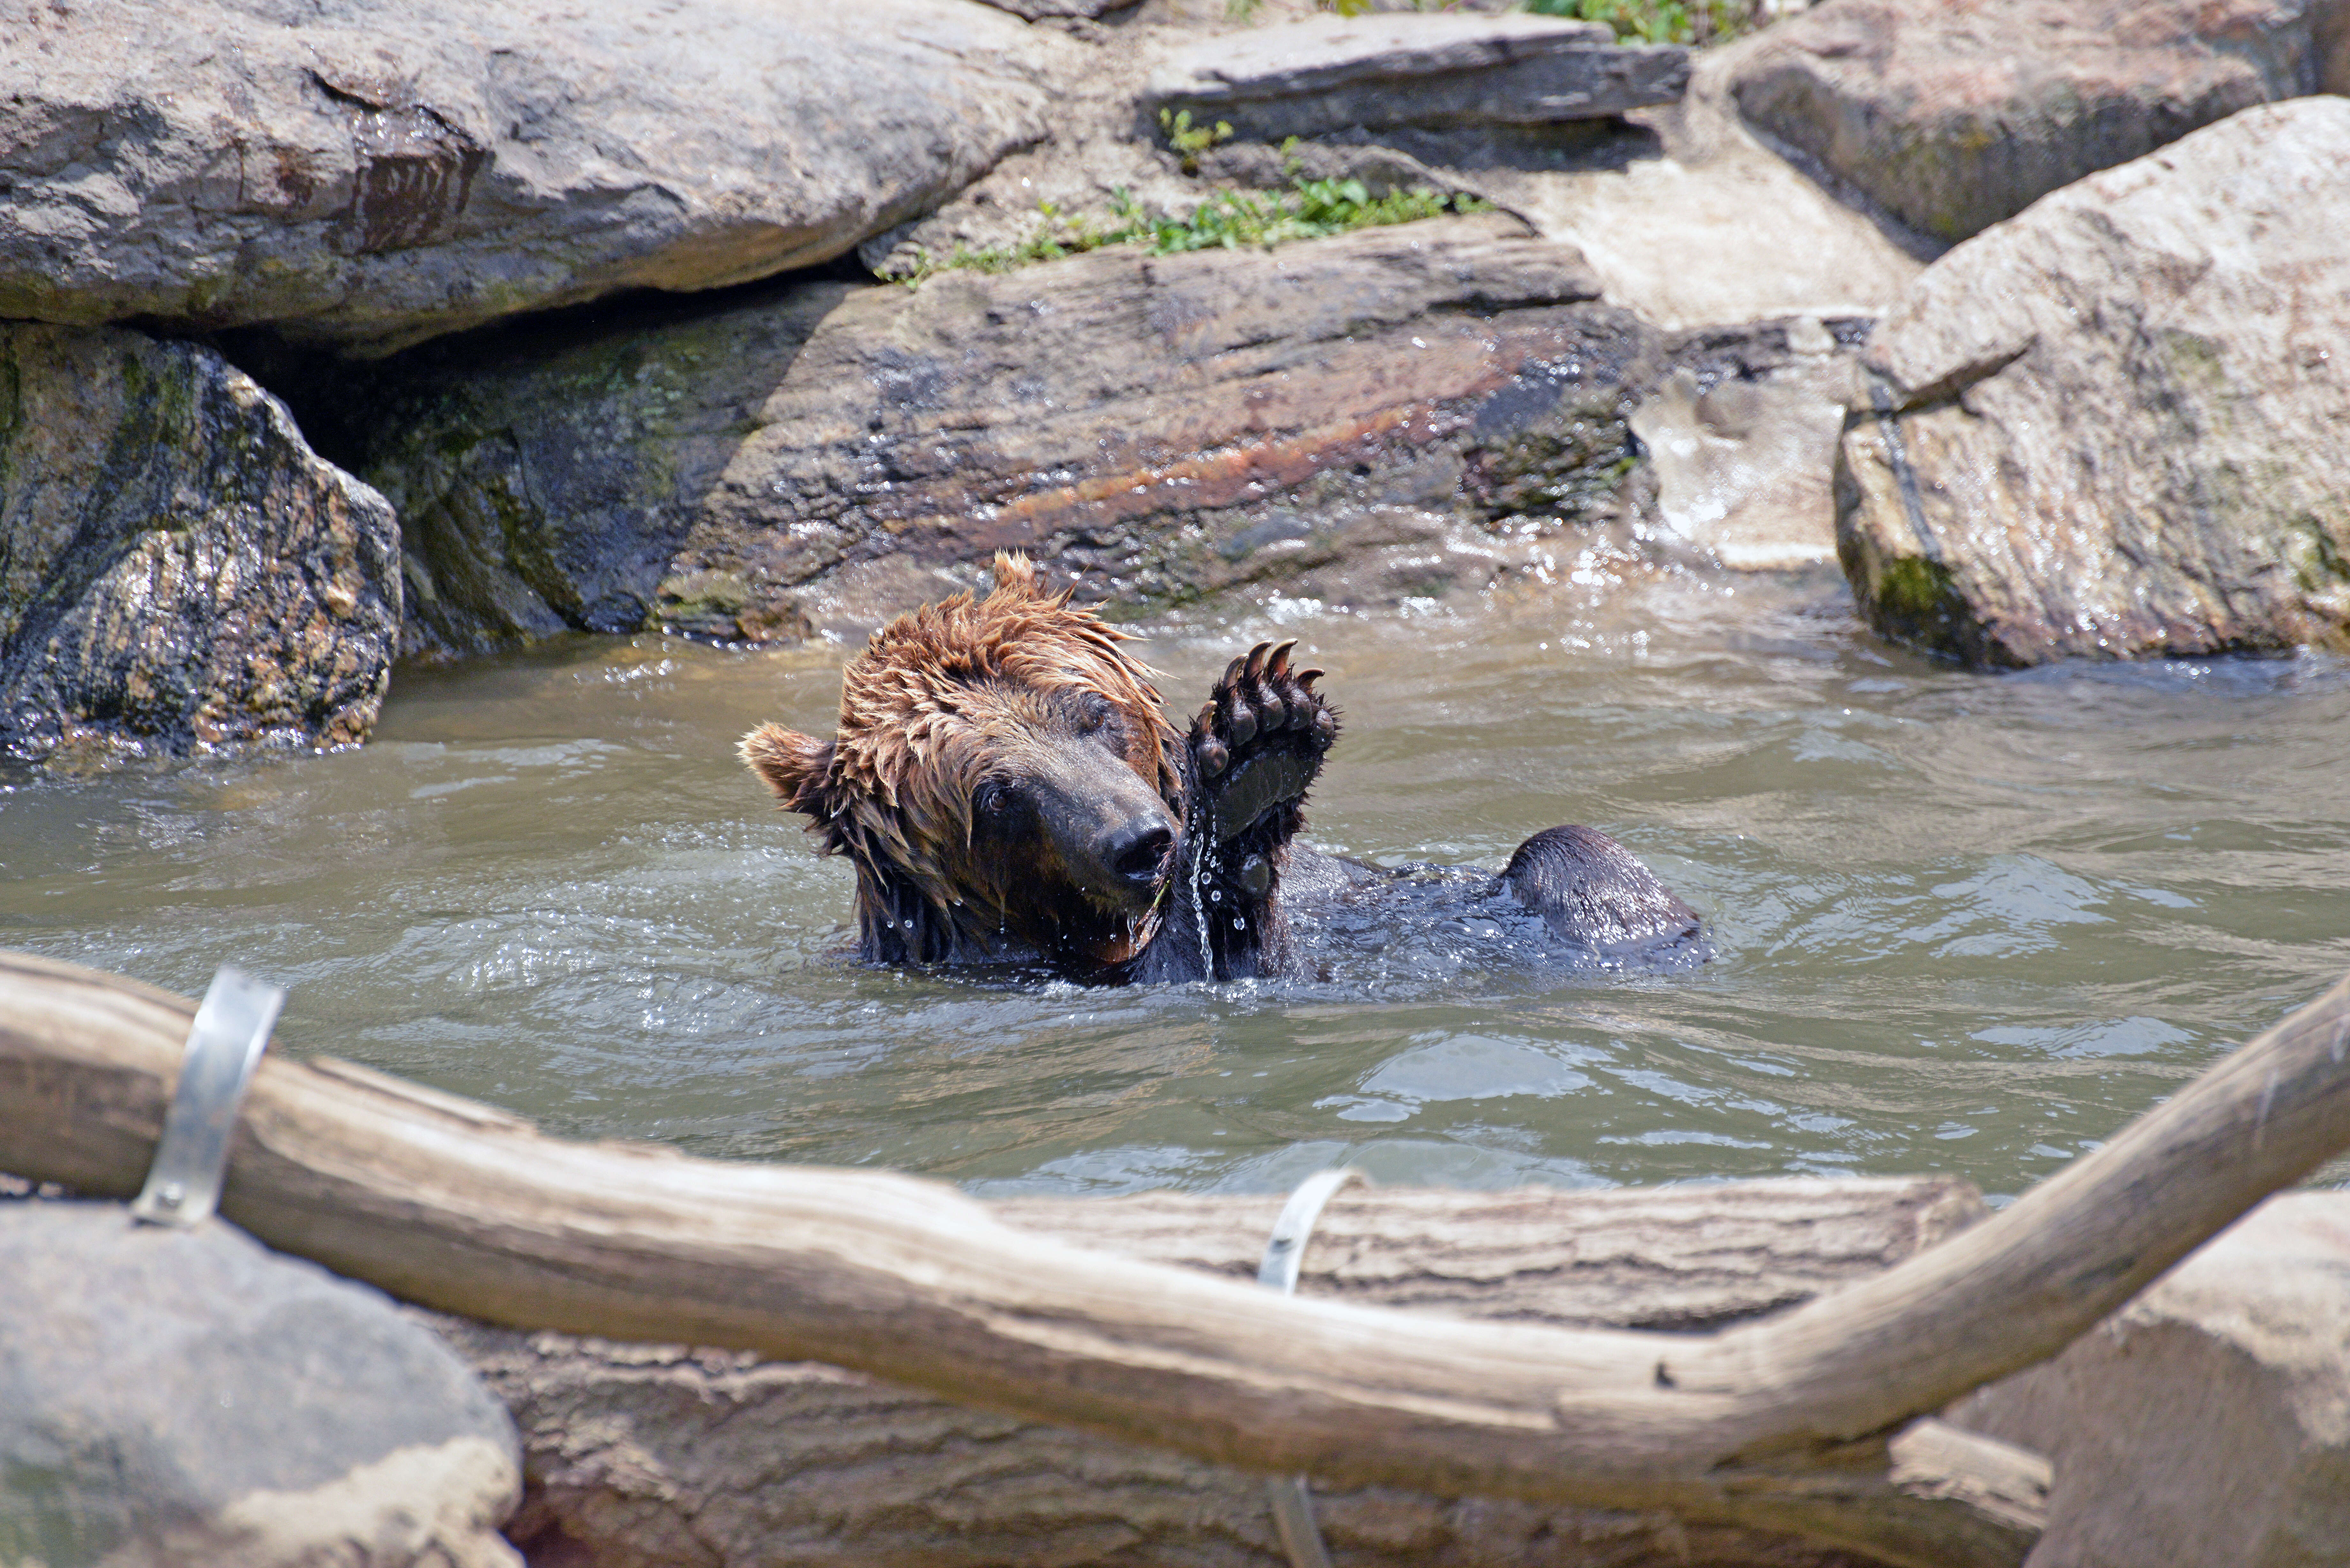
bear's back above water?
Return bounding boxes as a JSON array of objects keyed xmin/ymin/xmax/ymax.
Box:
[{"xmin": 742, "ymin": 553, "xmax": 1706, "ymax": 984}]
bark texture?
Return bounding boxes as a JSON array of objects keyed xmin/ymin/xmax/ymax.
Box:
[
  {"xmin": 9, "ymin": 948, "xmax": 2349, "ymax": 1565},
  {"xmin": 435, "ymin": 1182, "xmax": 1983, "ymax": 1567}
]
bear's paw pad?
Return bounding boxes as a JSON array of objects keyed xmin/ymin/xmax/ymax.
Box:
[{"xmin": 1188, "ymin": 639, "xmax": 1337, "ymax": 844}]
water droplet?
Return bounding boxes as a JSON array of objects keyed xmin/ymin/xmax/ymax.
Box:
[
  {"xmin": 1232, "ymin": 916, "xmax": 1245, "ymax": 929},
  {"xmin": 1209, "ymin": 889, "xmax": 1222, "ymax": 902}
]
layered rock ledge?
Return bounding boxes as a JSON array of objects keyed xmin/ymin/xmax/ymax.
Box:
[{"xmin": 330, "ymin": 219, "xmax": 1865, "ymax": 655}]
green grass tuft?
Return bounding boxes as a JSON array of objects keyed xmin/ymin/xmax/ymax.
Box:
[
  {"xmin": 889, "ymin": 176, "xmax": 1492, "ymax": 285},
  {"xmin": 1522, "ymin": 0, "xmax": 1772, "ymax": 46}
]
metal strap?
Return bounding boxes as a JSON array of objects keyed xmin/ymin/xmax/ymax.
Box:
[
  {"xmin": 1257, "ymin": 1166, "xmax": 1367, "ymax": 1568},
  {"xmin": 129, "ymin": 966, "xmax": 285, "ymax": 1228}
]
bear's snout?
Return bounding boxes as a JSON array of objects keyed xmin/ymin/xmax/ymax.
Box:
[{"xmin": 1100, "ymin": 817, "xmax": 1175, "ymax": 894}]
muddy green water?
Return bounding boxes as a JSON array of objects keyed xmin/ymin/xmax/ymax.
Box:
[{"xmin": 5, "ymin": 562, "xmax": 2348, "ymax": 1202}]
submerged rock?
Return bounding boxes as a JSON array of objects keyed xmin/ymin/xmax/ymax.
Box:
[
  {"xmin": 1836, "ymin": 98, "xmax": 2350, "ymax": 667},
  {"xmin": 0, "ymin": 1200, "xmax": 521, "ymax": 1568},
  {"xmin": 342, "ymin": 218, "xmax": 1698, "ymax": 645},
  {"xmin": 0, "ymin": 323, "xmax": 400, "ymax": 771},
  {"xmin": 1145, "ymin": 14, "xmax": 1689, "ymax": 141},
  {"xmin": 0, "ymin": 0, "xmax": 1062, "ymax": 355},
  {"xmin": 1951, "ymin": 1193, "xmax": 2350, "ymax": 1568},
  {"xmin": 1726, "ymin": 0, "xmax": 2342, "ymax": 242}
]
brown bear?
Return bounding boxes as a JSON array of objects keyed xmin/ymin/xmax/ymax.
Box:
[{"xmin": 742, "ymin": 554, "xmax": 1704, "ymax": 983}]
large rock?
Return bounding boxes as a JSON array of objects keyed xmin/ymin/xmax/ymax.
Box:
[
  {"xmin": 1949, "ymin": 1193, "xmax": 2350, "ymax": 1568},
  {"xmin": 0, "ymin": 1200, "xmax": 522, "ymax": 1568},
  {"xmin": 0, "ymin": 323, "xmax": 400, "ymax": 771},
  {"xmin": 336, "ymin": 220, "xmax": 1871, "ymax": 652},
  {"xmin": 1727, "ymin": 0, "xmax": 2345, "ymax": 241},
  {"xmin": 1836, "ymin": 99, "xmax": 2350, "ymax": 667},
  {"xmin": 338, "ymin": 219, "xmax": 1642, "ymax": 645},
  {"xmin": 0, "ymin": 0, "xmax": 1063, "ymax": 355},
  {"xmin": 1145, "ymin": 15, "xmax": 1689, "ymax": 140}
]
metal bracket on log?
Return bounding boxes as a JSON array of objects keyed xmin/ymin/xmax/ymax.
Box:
[
  {"xmin": 128, "ymin": 965, "xmax": 284, "ymax": 1227},
  {"xmin": 1256, "ymin": 1166, "xmax": 1366, "ymax": 1568}
]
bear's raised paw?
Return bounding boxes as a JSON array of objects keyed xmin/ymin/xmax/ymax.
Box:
[{"xmin": 1187, "ymin": 640, "xmax": 1337, "ymax": 847}]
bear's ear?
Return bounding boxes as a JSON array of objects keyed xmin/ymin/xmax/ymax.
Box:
[
  {"xmin": 989, "ymin": 551, "xmax": 1042, "ymax": 599},
  {"xmin": 739, "ymin": 723, "xmax": 836, "ymax": 816}
]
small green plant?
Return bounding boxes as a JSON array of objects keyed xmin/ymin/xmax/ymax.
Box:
[
  {"xmin": 1159, "ymin": 109, "xmax": 1235, "ymax": 175},
  {"xmin": 887, "ymin": 176, "xmax": 1494, "ymax": 285},
  {"xmin": 1522, "ymin": 0, "xmax": 1771, "ymax": 46}
]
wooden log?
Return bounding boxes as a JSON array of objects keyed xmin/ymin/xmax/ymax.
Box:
[
  {"xmin": 6, "ymin": 949, "xmax": 2347, "ymax": 1564},
  {"xmin": 437, "ymin": 1179, "xmax": 1989, "ymax": 1568}
]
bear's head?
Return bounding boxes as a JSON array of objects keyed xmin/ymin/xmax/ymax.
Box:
[{"xmin": 741, "ymin": 554, "xmax": 1186, "ymax": 971}]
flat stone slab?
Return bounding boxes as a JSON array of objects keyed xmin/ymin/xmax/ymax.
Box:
[{"xmin": 1146, "ymin": 15, "xmax": 1689, "ymax": 138}]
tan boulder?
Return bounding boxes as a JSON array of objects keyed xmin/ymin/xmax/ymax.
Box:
[
  {"xmin": 1951, "ymin": 1193, "xmax": 2350, "ymax": 1568},
  {"xmin": 1836, "ymin": 98, "xmax": 2350, "ymax": 667}
]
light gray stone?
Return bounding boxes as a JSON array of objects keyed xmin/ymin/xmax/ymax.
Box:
[
  {"xmin": 1145, "ymin": 14, "xmax": 1689, "ymax": 140},
  {"xmin": 0, "ymin": 1200, "xmax": 521, "ymax": 1568},
  {"xmin": 1950, "ymin": 1193, "xmax": 2350, "ymax": 1568},
  {"xmin": 0, "ymin": 0, "xmax": 1066, "ymax": 355},
  {"xmin": 1836, "ymin": 98, "xmax": 2350, "ymax": 667},
  {"xmin": 0, "ymin": 323, "xmax": 400, "ymax": 772},
  {"xmin": 1727, "ymin": 0, "xmax": 2345, "ymax": 242}
]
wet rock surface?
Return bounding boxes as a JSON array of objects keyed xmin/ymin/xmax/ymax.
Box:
[
  {"xmin": 0, "ymin": 1199, "xmax": 521, "ymax": 1568},
  {"xmin": 0, "ymin": 323, "xmax": 400, "ymax": 772},
  {"xmin": 321, "ymin": 283, "xmax": 855, "ymax": 660},
  {"xmin": 1629, "ymin": 315, "xmax": 1859, "ymax": 570},
  {"xmin": 1836, "ymin": 99, "xmax": 2350, "ymax": 667},
  {"xmin": 1144, "ymin": 14, "xmax": 1690, "ymax": 140},
  {"xmin": 335, "ymin": 219, "xmax": 1866, "ymax": 649},
  {"xmin": 0, "ymin": 0, "xmax": 1063, "ymax": 355},
  {"xmin": 1950, "ymin": 1193, "xmax": 2350, "ymax": 1568},
  {"xmin": 1726, "ymin": 0, "xmax": 2345, "ymax": 242}
]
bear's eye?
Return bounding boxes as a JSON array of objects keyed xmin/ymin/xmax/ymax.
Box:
[
  {"xmin": 1073, "ymin": 695, "xmax": 1121, "ymax": 739},
  {"xmin": 974, "ymin": 781, "xmax": 1015, "ymax": 821}
]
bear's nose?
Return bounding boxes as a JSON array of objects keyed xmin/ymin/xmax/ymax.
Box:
[{"xmin": 1101, "ymin": 818, "xmax": 1174, "ymax": 890}]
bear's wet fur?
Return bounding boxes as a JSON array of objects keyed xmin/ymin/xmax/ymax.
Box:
[{"xmin": 743, "ymin": 553, "xmax": 1704, "ymax": 983}]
